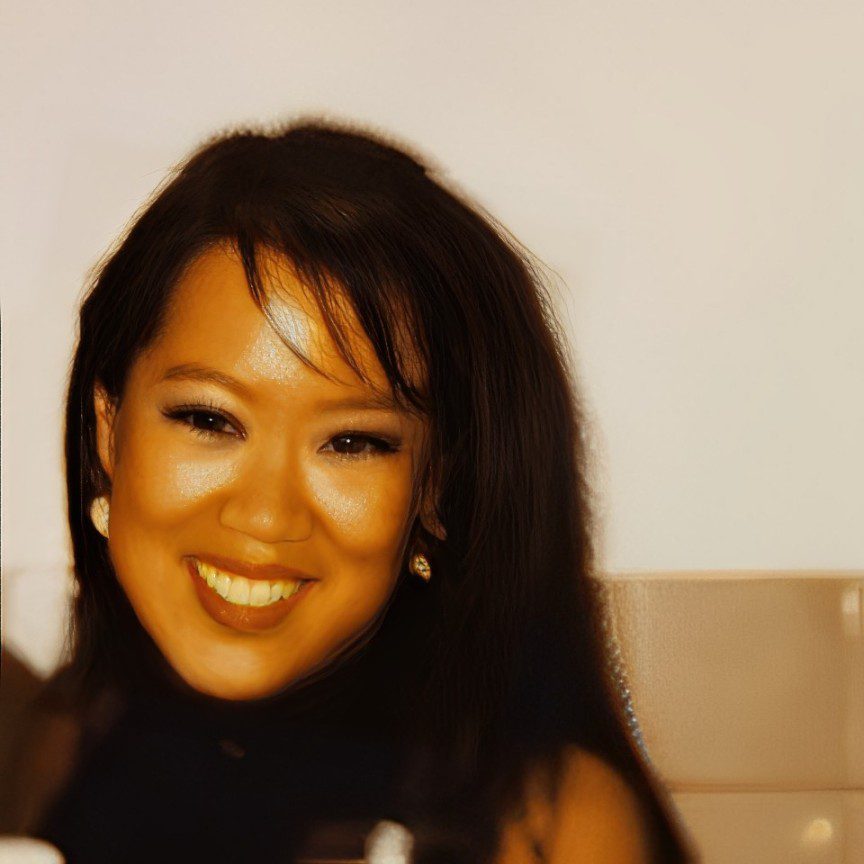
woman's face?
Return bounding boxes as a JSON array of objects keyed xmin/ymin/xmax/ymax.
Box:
[{"xmin": 94, "ymin": 243, "xmax": 431, "ymax": 700}]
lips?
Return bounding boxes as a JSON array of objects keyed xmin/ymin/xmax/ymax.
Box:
[
  {"xmin": 187, "ymin": 556, "xmax": 316, "ymax": 633},
  {"xmin": 190, "ymin": 552, "xmax": 314, "ymax": 582}
]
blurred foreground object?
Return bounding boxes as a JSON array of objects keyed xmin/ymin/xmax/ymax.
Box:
[
  {"xmin": 0, "ymin": 837, "xmax": 64, "ymax": 863},
  {"xmin": 364, "ymin": 820, "xmax": 413, "ymax": 863}
]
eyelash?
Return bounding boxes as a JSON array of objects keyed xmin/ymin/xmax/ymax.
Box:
[{"xmin": 161, "ymin": 401, "xmax": 400, "ymax": 459}]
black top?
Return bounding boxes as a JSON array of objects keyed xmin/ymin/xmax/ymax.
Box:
[{"xmin": 29, "ymin": 584, "xmax": 427, "ymax": 864}]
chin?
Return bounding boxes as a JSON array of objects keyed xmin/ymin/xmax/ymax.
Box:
[
  {"xmin": 198, "ymin": 679, "xmax": 282, "ymax": 702},
  {"xmin": 189, "ymin": 671, "xmax": 291, "ymax": 702},
  {"xmin": 166, "ymin": 652, "xmax": 299, "ymax": 702}
]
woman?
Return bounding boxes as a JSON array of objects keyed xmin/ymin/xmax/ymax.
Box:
[{"xmin": 7, "ymin": 120, "xmax": 698, "ymax": 863}]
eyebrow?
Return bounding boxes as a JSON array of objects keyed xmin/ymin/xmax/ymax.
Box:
[{"xmin": 159, "ymin": 363, "xmax": 400, "ymax": 412}]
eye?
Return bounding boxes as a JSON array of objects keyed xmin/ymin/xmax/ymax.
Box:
[
  {"xmin": 325, "ymin": 432, "xmax": 399, "ymax": 459},
  {"xmin": 162, "ymin": 404, "xmax": 243, "ymax": 440},
  {"xmin": 161, "ymin": 404, "xmax": 398, "ymax": 456}
]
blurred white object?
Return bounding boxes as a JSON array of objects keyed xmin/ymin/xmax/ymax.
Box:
[
  {"xmin": 365, "ymin": 820, "xmax": 414, "ymax": 864},
  {"xmin": 0, "ymin": 837, "xmax": 65, "ymax": 863},
  {"xmin": 0, "ymin": 564, "xmax": 73, "ymax": 678}
]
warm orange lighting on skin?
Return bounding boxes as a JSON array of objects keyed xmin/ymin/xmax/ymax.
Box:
[{"xmin": 94, "ymin": 242, "xmax": 433, "ymax": 700}]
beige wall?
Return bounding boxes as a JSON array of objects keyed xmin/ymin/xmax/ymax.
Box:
[{"xmin": 2, "ymin": 1, "xmax": 862, "ymax": 586}]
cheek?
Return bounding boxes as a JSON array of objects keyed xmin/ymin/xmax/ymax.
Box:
[
  {"xmin": 307, "ymin": 460, "xmax": 415, "ymax": 562},
  {"xmin": 114, "ymin": 426, "xmax": 236, "ymax": 527}
]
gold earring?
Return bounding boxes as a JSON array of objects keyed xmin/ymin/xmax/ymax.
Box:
[
  {"xmin": 409, "ymin": 552, "xmax": 431, "ymax": 582},
  {"xmin": 90, "ymin": 495, "xmax": 110, "ymax": 539}
]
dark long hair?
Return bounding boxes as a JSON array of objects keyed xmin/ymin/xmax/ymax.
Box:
[{"xmin": 57, "ymin": 118, "xmax": 696, "ymax": 863}]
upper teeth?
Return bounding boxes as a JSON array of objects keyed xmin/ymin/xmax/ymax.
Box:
[{"xmin": 194, "ymin": 560, "xmax": 303, "ymax": 607}]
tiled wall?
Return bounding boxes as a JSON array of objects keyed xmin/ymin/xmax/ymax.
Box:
[{"xmin": 603, "ymin": 573, "xmax": 864, "ymax": 864}]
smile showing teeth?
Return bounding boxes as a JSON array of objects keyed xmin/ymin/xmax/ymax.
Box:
[{"xmin": 193, "ymin": 560, "xmax": 304, "ymax": 607}]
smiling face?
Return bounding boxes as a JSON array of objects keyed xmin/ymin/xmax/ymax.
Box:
[{"xmin": 94, "ymin": 242, "xmax": 433, "ymax": 700}]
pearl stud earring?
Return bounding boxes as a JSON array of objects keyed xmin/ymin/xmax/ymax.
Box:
[{"xmin": 90, "ymin": 495, "xmax": 110, "ymax": 539}]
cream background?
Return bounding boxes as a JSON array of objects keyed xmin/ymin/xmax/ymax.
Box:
[
  {"xmin": 2, "ymin": 4, "xmax": 863, "ymax": 860},
  {"xmin": 1, "ymin": 3, "xmax": 862, "ymax": 660},
  {"xmin": 0, "ymin": 0, "xmax": 864, "ymax": 662}
]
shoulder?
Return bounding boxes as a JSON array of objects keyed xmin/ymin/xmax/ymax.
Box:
[
  {"xmin": 547, "ymin": 746, "xmax": 651, "ymax": 862},
  {"xmin": 496, "ymin": 746, "xmax": 652, "ymax": 864}
]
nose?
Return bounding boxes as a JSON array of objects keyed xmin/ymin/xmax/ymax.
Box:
[{"xmin": 218, "ymin": 446, "xmax": 313, "ymax": 544}]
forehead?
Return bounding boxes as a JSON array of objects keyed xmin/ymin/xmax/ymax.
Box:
[{"xmin": 140, "ymin": 242, "xmax": 392, "ymax": 398}]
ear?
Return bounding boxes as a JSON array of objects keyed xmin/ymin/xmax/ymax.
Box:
[{"xmin": 93, "ymin": 381, "xmax": 118, "ymax": 485}]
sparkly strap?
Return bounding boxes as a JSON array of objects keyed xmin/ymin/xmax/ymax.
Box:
[{"xmin": 596, "ymin": 581, "xmax": 652, "ymax": 765}]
